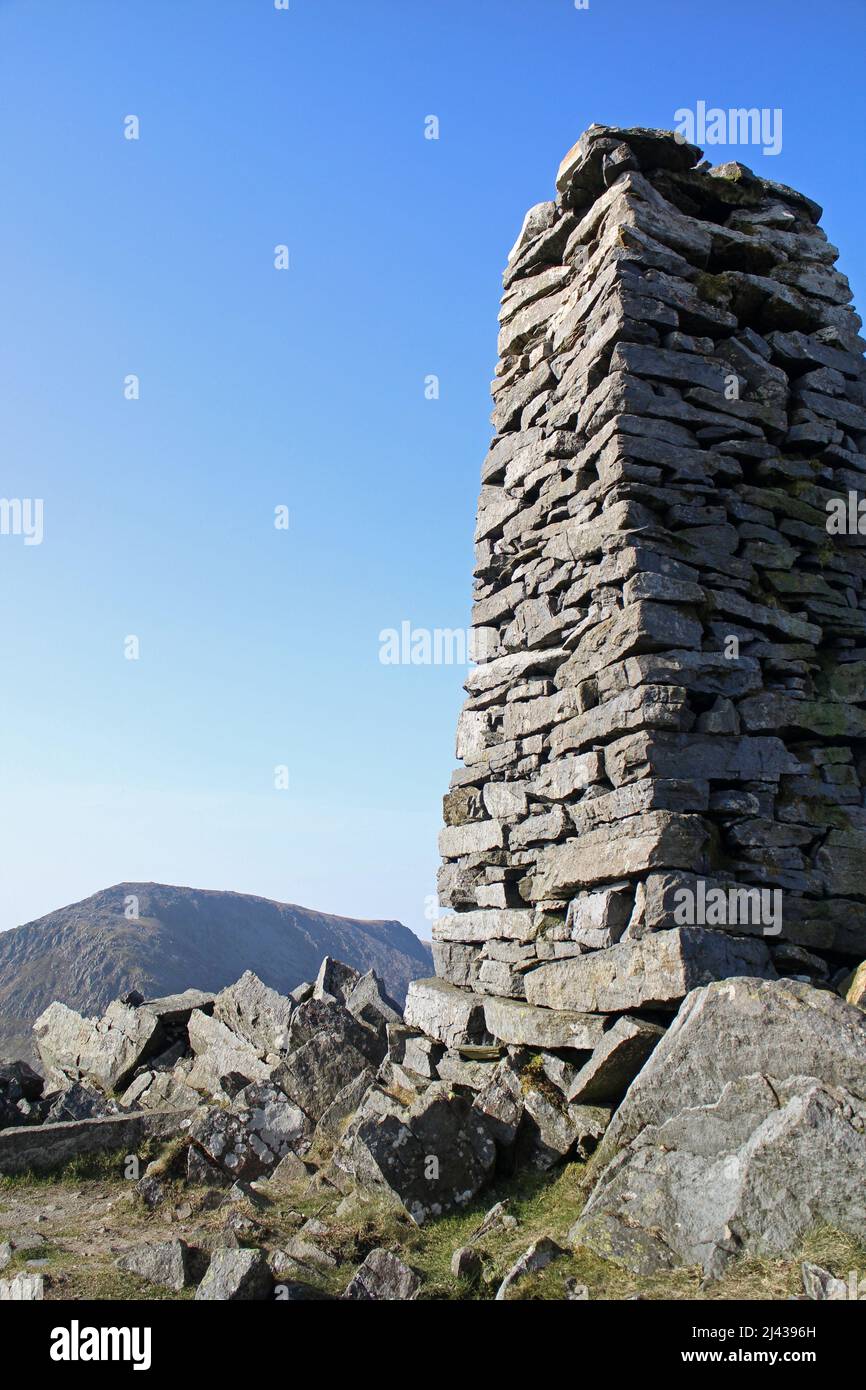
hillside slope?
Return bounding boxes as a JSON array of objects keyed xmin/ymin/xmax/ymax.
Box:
[{"xmin": 0, "ymin": 882, "xmax": 432, "ymax": 1064}]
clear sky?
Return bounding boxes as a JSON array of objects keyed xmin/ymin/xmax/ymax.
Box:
[{"xmin": 1, "ymin": 0, "xmax": 864, "ymax": 939}]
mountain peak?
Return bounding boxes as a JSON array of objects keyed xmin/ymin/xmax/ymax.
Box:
[{"xmin": 0, "ymin": 883, "xmax": 431, "ymax": 1065}]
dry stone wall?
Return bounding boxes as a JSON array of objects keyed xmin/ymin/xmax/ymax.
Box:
[{"xmin": 408, "ymin": 123, "xmax": 866, "ymax": 1055}]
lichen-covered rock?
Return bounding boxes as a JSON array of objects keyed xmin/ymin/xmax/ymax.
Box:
[
  {"xmin": 273, "ymin": 1032, "xmax": 372, "ymax": 1123},
  {"xmin": 599, "ymin": 976, "xmax": 866, "ymax": 1157},
  {"xmin": 287, "ymin": 997, "xmax": 384, "ymax": 1065},
  {"xmin": 331, "ymin": 1081, "xmax": 496, "ymax": 1224},
  {"xmin": 314, "ymin": 1069, "xmax": 375, "ymax": 1147},
  {"xmin": 190, "ymin": 1082, "xmax": 310, "ymax": 1181}
]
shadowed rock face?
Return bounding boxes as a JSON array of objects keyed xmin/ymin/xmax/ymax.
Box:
[{"xmin": 0, "ymin": 882, "xmax": 431, "ymax": 1065}]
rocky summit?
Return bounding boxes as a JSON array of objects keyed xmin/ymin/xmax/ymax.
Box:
[{"xmin": 1, "ymin": 124, "xmax": 865, "ymax": 1301}]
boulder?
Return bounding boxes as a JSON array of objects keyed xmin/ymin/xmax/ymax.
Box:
[
  {"xmin": 314, "ymin": 1069, "xmax": 375, "ymax": 1147},
  {"xmin": 571, "ymin": 978, "xmax": 866, "ymax": 1275},
  {"xmin": 600, "ymin": 976, "xmax": 866, "ymax": 1155},
  {"xmin": 43, "ymin": 1082, "xmax": 114, "ymax": 1124},
  {"xmin": 473, "ymin": 1059, "xmax": 525, "ymax": 1151},
  {"xmin": 473, "ymin": 1056, "xmax": 610, "ymax": 1170},
  {"xmin": 345, "ymin": 970, "xmax": 403, "ymax": 1039},
  {"xmin": 195, "ymin": 1247, "xmax": 274, "ymax": 1301},
  {"xmin": 565, "ymin": 1017, "xmax": 665, "ymax": 1104},
  {"xmin": 75, "ymin": 999, "xmax": 165, "ymax": 1092},
  {"xmin": 185, "ymin": 1010, "xmax": 273, "ymax": 1097},
  {"xmin": 801, "ymin": 1262, "xmax": 850, "ymax": 1301},
  {"xmin": 402, "ymin": 1034, "xmax": 444, "ymax": 1079},
  {"xmin": 190, "ymin": 1082, "xmax": 310, "ymax": 1181},
  {"xmin": 32, "ymin": 1003, "xmax": 97, "ymax": 1089},
  {"xmin": 267, "ymin": 1150, "xmax": 309, "ymax": 1189},
  {"xmin": 273, "ymin": 1033, "xmax": 372, "ymax": 1123},
  {"xmin": 495, "ymin": 1237, "xmax": 565, "ymax": 1300},
  {"xmin": 287, "ymin": 998, "xmax": 384, "ymax": 1065},
  {"xmin": 0, "ymin": 1062, "xmax": 45, "ymax": 1128},
  {"xmin": 116, "ymin": 1240, "xmax": 201, "ymax": 1293},
  {"xmin": 573, "ymin": 1071, "xmax": 866, "ymax": 1277},
  {"xmin": 33, "ymin": 999, "xmax": 165, "ymax": 1093},
  {"xmin": 314, "ymin": 957, "xmax": 361, "ymax": 1005},
  {"xmin": 120, "ymin": 1067, "xmax": 200, "ymax": 1113},
  {"xmin": 186, "ymin": 1145, "xmax": 231, "ymax": 1188},
  {"xmin": 213, "ymin": 972, "xmax": 294, "ymax": 1055},
  {"xmin": 281, "ymin": 1235, "xmax": 336, "ymax": 1274},
  {"xmin": 332, "ymin": 1081, "xmax": 496, "ymax": 1224},
  {"xmin": 0, "ymin": 1061, "xmax": 42, "ymax": 1102},
  {"xmin": 143, "ymin": 989, "xmax": 215, "ymax": 1026},
  {"xmin": 343, "ymin": 1248, "xmax": 421, "ymax": 1300},
  {"xmin": 450, "ymin": 1245, "xmax": 483, "ymax": 1281},
  {"xmin": 519, "ymin": 1089, "xmax": 611, "ymax": 1170}
]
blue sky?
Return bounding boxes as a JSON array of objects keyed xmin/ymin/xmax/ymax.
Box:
[{"xmin": 1, "ymin": 0, "xmax": 864, "ymax": 938}]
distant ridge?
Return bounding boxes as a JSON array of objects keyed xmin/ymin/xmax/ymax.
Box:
[{"xmin": 0, "ymin": 882, "xmax": 432, "ymax": 1064}]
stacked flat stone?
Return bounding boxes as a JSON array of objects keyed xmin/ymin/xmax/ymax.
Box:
[{"xmin": 407, "ymin": 123, "xmax": 866, "ymax": 1068}]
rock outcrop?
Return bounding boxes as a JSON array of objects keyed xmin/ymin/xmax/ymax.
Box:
[{"xmin": 572, "ymin": 977, "xmax": 866, "ymax": 1275}]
